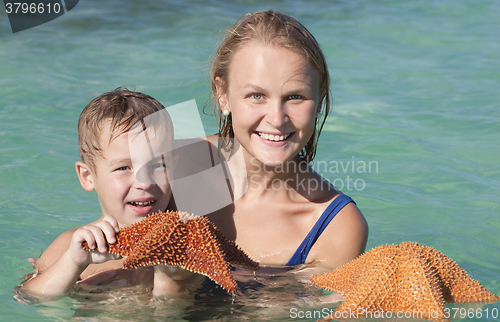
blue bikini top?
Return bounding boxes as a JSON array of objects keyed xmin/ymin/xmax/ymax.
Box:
[{"xmin": 286, "ymin": 194, "xmax": 355, "ymax": 266}]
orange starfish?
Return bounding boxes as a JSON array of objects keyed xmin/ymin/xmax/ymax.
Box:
[
  {"xmin": 83, "ymin": 211, "xmax": 259, "ymax": 293},
  {"xmin": 310, "ymin": 242, "xmax": 499, "ymax": 321}
]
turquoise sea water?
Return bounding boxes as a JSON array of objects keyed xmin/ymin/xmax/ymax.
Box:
[{"xmin": 1, "ymin": 0, "xmax": 499, "ymax": 321}]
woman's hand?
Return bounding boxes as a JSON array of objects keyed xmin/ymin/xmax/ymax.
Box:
[{"xmin": 78, "ymin": 269, "xmax": 127, "ymax": 289}]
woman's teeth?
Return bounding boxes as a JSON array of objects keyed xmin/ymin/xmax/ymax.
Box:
[
  {"xmin": 129, "ymin": 200, "xmax": 154, "ymax": 207},
  {"xmin": 258, "ymin": 132, "xmax": 291, "ymax": 141}
]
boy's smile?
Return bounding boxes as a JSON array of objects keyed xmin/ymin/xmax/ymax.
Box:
[
  {"xmin": 79, "ymin": 122, "xmax": 174, "ymax": 227},
  {"xmin": 127, "ymin": 198, "xmax": 156, "ymax": 216}
]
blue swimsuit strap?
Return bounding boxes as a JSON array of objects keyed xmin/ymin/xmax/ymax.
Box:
[{"xmin": 286, "ymin": 194, "xmax": 355, "ymax": 266}]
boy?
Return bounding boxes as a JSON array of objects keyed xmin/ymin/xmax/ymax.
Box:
[{"xmin": 18, "ymin": 89, "xmax": 189, "ymax": 301}]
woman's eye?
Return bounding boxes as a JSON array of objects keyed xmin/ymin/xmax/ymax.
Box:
[
  {"xmin": 251, "ymin": 93, "xmax": 263, "ymax": 100},
  {"xmin": 152, "ymin": 163, "xmax": 166, "ymax": 170}
]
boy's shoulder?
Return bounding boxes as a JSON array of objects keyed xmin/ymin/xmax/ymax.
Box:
[{"xmin": 34, "ymin": 227, "xmax": 79, "ymax": 272}]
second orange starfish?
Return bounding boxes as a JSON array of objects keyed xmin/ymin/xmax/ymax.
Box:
[{"xmin": 310, "ymin": 242, "xmax": 499, "ymax": 321}]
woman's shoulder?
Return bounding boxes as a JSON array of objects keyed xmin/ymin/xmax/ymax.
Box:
[
  {"xmin": 308, "ymin": 195, "xmax": 368, "ymax": 269},
  {"xmin": 299, "ymin": 167, "xmax": 368, "ymax": 268}
]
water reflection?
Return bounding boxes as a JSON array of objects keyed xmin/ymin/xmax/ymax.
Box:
[{"xmin": 28, "ymin": 265, "xmax": 339, "ymax": 321}]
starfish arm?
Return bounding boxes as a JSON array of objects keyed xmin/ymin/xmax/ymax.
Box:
[
  {"xmin": 211, "ymin": 224, "xmax": 259, "ymax": 271},
  {"xmin": 417, "ymin": 244, "xmax": 500, "ymax": 303},
  {"xmin": 395, "ymin": 253, "xmax": 447, "ymax": 321},
  {"xmin": 335, "ymin": 253, "xmax": 396, "ymax": 313},
  {"xmin": 310, "ymin": 244, "xmax": 399, "ymax": 295},
  {"xmin": 182, "ymin": 218, "xmax": 238, "ymax": 293}
]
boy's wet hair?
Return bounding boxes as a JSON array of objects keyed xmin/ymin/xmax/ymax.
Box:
[
  {"xmin": 78, "ymin": 88, "xmax": 166, "ymax": 172},
  {"xmin": 207, "ymin": 10, "xmax": 331, "ymax": 162}
]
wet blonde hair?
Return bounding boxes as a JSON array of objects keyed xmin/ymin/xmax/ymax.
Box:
[
  {"xmin": 78, "ymin": 88, "xmax": 166, "ymax": 173},
  {"xmin": 207, "ymin": 10, "xmax": 331, "ymax": 162}
]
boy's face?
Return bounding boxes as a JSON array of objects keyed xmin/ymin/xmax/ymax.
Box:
[{"xmin": 85, "ymin": 122, "xmax": 175, "ymax": 227}]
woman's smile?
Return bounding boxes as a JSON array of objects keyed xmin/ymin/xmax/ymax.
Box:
[{"xmin": 255, "ymin": 131, "xmax": 293, "ymax": 142}]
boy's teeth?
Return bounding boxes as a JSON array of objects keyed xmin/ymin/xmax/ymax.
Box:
[{"xmin": 258, "ymin": 132, "xmax": 290, "ymax": 141}]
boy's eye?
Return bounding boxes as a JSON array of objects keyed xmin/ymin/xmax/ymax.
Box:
[
  {"xmin": 116, "ymin": 166, "xmax": 130, "ymax": 171},
  {"xmin": 288, "ymin": 94, "xmax": 302, "ymax": 100}
]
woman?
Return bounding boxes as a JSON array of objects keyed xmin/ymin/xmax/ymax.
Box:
[{"xmin": 204, "ymin": 11, "xmax": 368, "ymax": 270}]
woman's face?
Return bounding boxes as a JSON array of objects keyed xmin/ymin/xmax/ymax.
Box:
[{"xmin": 219, "ymin": 43, "xmax": 321, "ymax": 168}]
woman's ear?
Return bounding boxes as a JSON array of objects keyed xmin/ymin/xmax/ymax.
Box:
[
  {"xmin": 166, "ymin": 154, "xmax": 179, "ymax": 186},
  {"xmin": 215, "ymin": 76, "xmax": 228, "ymax": 110},
  {"xmin": 171, "ymin": 154, "xmax": 179, "ymax": 172},
  {"xmin": 75, "ymin": 161, "xmax": 95, "ymax": 192},
  {"xmin": 316, "ymin": 96, "xmax": 324, "ymax": 115}
]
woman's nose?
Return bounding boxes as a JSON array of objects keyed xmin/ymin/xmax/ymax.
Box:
[{"xmin": 265, "ymin": 100, "xmax": 288, "ymax": 128}]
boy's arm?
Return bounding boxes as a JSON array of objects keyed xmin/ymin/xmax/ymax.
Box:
[
  {"xmin": 21, "ymin": 245, "xmax": 88, "ymax": 299},
  {"xmin": 19, "ymin": 217, "xmax": 120, "ymax": 301},
  {"xmin": 31, "ymin": 229, "xmax": 76, "ymax": 273}
]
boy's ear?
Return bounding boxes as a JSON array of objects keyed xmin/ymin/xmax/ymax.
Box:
[
  {"xmin": 75, "ymin": 161, "xmax": 95, "ymax": 192},
  {"xmin": 215, "ymin": 77, "xmax": 228, "ymax": 110}
]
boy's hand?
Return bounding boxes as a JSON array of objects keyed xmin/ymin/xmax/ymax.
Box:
[{"xmin": 69, "ymin": 215, "xmax": 121, "ymax": 267}]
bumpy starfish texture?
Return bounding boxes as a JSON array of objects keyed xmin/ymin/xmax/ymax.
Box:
[
  {"xmin": 310, "ymin": 242, "xmax": 499, "ymax": 321},
  {"xmin": 83, "ymin": 211, "xmax": 259, "ymax": 293}
]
